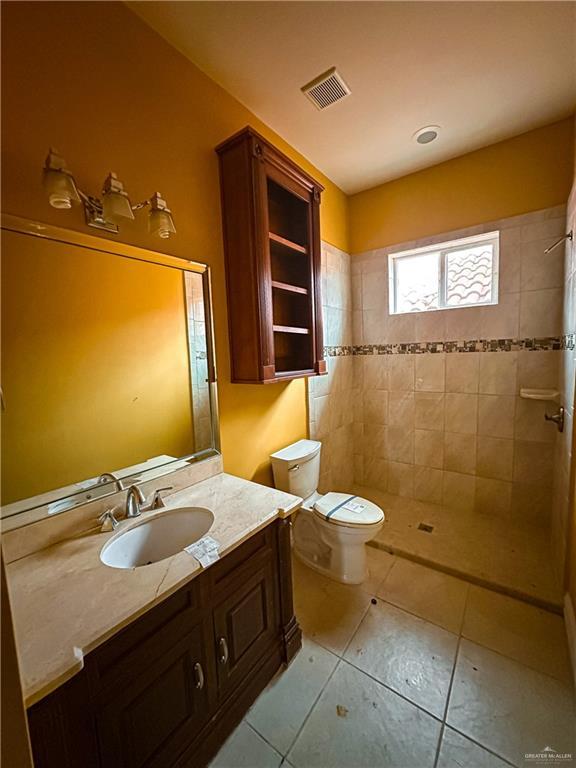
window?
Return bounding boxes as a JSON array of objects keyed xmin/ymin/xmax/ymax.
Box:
[{"xmin": 388, "ymin": 231, "xmax": 499, "ymax": 315}]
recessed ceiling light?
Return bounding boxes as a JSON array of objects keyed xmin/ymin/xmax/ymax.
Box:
[{"xmin": 414, "ymin": 126, "xmax": 441, "ymax": 145}]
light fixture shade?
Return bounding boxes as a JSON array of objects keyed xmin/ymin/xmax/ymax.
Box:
[
  {"xmin": 43, "ymin": 169, "xmax": 81, "ymax": 209},
  {"xmin": 149, "ymin": 192, "xmax": 176, "ymax": 239},
  {"xmin": 149, "ymin": 208, "xmax": 176, "ymax": 239},
  {"xmin": 101, "ymin": 172, "xmax": 134, "ymax": 222},
  {"xmin": 43, "ymin": 148, "xmax": 80, "ymax": 209}
]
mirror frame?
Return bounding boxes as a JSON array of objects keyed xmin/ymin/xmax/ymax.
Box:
[{"xmin": 0, "ymin": 214, "xmax": 221, "ymax": 525}]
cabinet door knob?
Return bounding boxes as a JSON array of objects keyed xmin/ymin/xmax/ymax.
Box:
[
  {"xmin": 193, "ymin": 662, "xmax": 205, "ymax": 690},
  {"xmin": 218, "ymin": 637, "xmax": 229, "ymax": 665}
]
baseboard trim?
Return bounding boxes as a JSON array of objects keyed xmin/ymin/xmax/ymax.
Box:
[{"xmin": 564, "ymin": 592, "xmax": 576, "ymax": 690}]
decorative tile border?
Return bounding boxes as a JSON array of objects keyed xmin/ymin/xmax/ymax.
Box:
[{"xmin": 324, "ymin": 334, "xmax": 575, "ymax": 357}]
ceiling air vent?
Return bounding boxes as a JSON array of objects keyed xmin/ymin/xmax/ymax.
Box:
[{"xmin": 301, "ymin": 67, "xmax": 351, "ymax": 110}]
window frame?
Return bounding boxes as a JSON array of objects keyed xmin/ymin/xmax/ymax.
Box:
[{"xmin": 388, "ymin": 231, "xmax": 500, "ymax": 315}]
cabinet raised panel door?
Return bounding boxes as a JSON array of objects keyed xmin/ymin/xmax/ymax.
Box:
[
  {"xmin": 95, "ymin": 622, "xmax": 212, "ymax": 768},
  {"xmin": 213, "ymin": 559, "xmax": 279, "ymax": 698}
]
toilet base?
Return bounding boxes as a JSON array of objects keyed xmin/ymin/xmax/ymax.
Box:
[{"xmin": 292, "ymin": 508, "xmax": 381, "ymax": 585}]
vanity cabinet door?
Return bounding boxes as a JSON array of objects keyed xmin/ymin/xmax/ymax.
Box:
[
  {"xmin": 95, "ymin": 619, "xmax": 214, "ymax": 768},
  {"xmin": 212, "ymin": 557, "xmax": 279, "ymax": 699}
]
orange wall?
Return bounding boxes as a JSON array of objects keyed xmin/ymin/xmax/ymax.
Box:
[
  {"xmin": 1, "ymin": 1, "xmax": 349, "ymax": 488},
  {"xmin": 349, "ymin": 119, "xmax": 574, "ymax": 254}
]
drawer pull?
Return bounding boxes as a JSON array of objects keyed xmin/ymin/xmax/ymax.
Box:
[
  {"xmin": 193, "ymin": 662, "xmax": 204, "ymax": 690},
  {"xmin": 218, "ymin": 637, "xmax": 229, "ymax": 665}
]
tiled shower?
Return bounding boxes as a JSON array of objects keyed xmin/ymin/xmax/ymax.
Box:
[{"xmin": 309, "ymin": 205, "xmax": 573, "ymax": 608}]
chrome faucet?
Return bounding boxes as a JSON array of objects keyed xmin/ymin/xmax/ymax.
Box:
[
  {"xmin": 124, "ymin": 484, "xmax": 174, "ymax": 519},
  {"xmin": 98, "ymin": 472, "xmax": 124, "ymax": 492},
  {"xmin": 125, "ymin": 485, "xmax": 146, "ymax": 518}
]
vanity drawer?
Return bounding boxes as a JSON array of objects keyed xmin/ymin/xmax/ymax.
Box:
[
  {"xmin": 88, "ymin": 577, "xmax": 207, "ymax": 697},
  {"xmin": 209, "ymin": 525, "xmax": 276, "ymax": 601}
]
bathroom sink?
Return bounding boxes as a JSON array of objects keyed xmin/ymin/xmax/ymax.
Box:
[{"xmin": 100, "ymin": 506, "xmax": 214, "ymax": 569}]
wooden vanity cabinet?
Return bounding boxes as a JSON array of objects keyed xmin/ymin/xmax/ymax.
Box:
[
  {"xmin": 27, "ymin": 520, "xmax": 300, "ymax": 768},
  {"xmin": 216, "ymin": 127, "xmax": 326, "ymax": 384}
]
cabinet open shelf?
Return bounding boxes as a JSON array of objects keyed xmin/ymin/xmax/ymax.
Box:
[
  {"xmin": 273, "ymin": 325, "xmax": 310, "ymax": 334},
  {"xmin": 271, "ymin": 280, "xmax": 309, "ymax": 295},
  {"xmin": 268, "ymin": 232, "xmax": 307, "ymax": 254}
]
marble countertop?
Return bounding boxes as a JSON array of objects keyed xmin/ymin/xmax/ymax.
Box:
[{"xmin": 5, "ymin": 472, "xmax": 302, "ymax": 708}]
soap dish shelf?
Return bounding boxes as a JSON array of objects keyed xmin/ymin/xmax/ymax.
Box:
[{"xmin": 519, "ymin": 388, "xmax": 560, "ymax": 402}]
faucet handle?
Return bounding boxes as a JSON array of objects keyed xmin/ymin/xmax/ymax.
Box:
[
  {"xmin": 148, "ymin": 486, "xmax": 174, "ymax": 510},
  {"xmin": 98, "ymin": 509, "xmax": 120, "ymax": 531}
]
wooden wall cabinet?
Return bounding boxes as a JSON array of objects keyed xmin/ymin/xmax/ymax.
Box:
[
  {"xmin": 216, "ymin": 127, "xmax": 326, "ymax": 383},
  {"xmin": 27, "ymin": 520, "xmax": 300, "ymax": 768}
]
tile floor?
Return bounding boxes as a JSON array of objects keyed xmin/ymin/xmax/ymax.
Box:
[
  {"xmin": 352, "ymin": 485, "xmax": 562, "ymax": 609},
  {"xmin": 211, "ymin": 551, "xmax": 574, "ymax": 768}
]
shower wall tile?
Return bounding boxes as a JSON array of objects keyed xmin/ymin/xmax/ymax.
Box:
[
  {"xmin": 388, "ymin": 461, "xmax": 414, "ymax": 498},
  {"xmin": 514, "ymin": 399, "xmax": 556, "ymax": 444},
  {"xmin": 414, "ymin": 309, "xmax": 447, "ymax": 342},
  {"xmin": 478, "ymin": 353, "xmax": 518, "ymax": 396},
  {"xmin": 480, "ymin": 291, "xmax": 520, "ymax": 339},
  {"xmin": 517, "ymin": 350, "xmax": 559, "ymax": 390},
  {"xmin": 445, "ymin": 393, "xmax": 478, "ymax": 435},
  {"xmin": 476, "ymin": 436, "xmax": 514, "ymax": 482},
  {"xmin": 415, "ymin": 354, "xmax": 445, "ymax": 392},
  {"xmin": 415, "ymin": 393, "xmax": 445, "ymax": 431},
  {"xmin": 444, "ymin": 433, "xmax": 477, "ymax": 475},
  {"xmin": 478, "ymin": 395, "xmax": 515, "ymax": 439},
  {"xmin": 443, "ymin": 472, "xmax": 475, "ymax": 512},
  {"xmin": 387, "ymin": 392, "xmax": 414, "ymax": 427},
  {"xmin": 308, "ymin": 243, "xmax": 356, "ymax": 489},
  {"xmin": 346, "ymin": 206, "xmax": 565, "ymax": 525},
  {"xmin": 388, "ymin": 355, "xmax": 414, "ymax": 391},
  {"xmin": 415, "ymin": 429, "xmax": 444, "ymax": 469},
  {"xmin": 414, "ymin": 466, "xmax": 443, "ymax": 504},
  {"xmin": 446, "ymin": 353, "xmax": 480, "ymax": 394},
  {"xmin": 475, "ymin": 478, "xmax": 512, "ymax": 517},
  {"xmin": 521, "ymin": 238, "xmax": 565, "ymax": 290},
  {"xmin": 519, "ymin": 288, "xmax": 563, "ymax": 338},
  {"xmin": 513, "ymin": 441, "xmax": 554, "ymax": 485},
  {"xmin": 311, "ymin": 209, "xmax": 565, "ymax": 532}
]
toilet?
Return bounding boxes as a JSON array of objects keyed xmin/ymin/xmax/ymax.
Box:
[{"xmin": 270, "ymin": 439, "xmax": 384, "ymax": 585}]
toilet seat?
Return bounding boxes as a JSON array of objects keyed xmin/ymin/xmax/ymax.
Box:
[{"xmin": 313, "ymin": 492, "xmax": 384, "ymax": 528}]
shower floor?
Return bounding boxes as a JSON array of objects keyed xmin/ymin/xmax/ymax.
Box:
[{"xmin": 352, "ymin": 485, "xmax": 563, "ymax": 611}]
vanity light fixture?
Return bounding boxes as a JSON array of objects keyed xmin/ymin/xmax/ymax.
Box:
[{"xmin": 42, "ymin": 148, "xmax": 176, "ymax": 238}]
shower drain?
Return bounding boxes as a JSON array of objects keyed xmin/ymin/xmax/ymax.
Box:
[{"xmin": 417, "ymin": 523, "xmax": 434, "ymax": 533}]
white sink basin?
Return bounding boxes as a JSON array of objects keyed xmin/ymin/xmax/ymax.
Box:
[{"xmin": 100, "ymin": 507, "xmax": 214, "ymax": 569}]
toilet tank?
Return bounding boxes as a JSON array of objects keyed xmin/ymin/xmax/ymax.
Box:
[{"xmin": 270, "ymin": 439, "xmax": 321, "ymax": 501}]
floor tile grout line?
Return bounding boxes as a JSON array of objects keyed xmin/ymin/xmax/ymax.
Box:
[
  {"xmin": 442, "ymin": 723, "xmax": 520, "ymax": 768},
  {"xmin": 337, "ymin": 655, "xmax": 444, "ymax": 725},
  {"xmin": 243, "ymin": 720, "xmax": 285, "ymax": 761},
  {"xmin": 432, "ymin": 722, "xmax": 447, "ymax": 768},
  {"xmin": 457, "ymin": 636, "xmax": 575, "ymax": 688},
  {"xmin": 434, "ymin": 583, "xmax": 471, "ymax": 768},
  {"xmin": 372, "ymin": 572, "xmax": 572, "ymax": 687},
  {"xmin": 282, "ymin": 654, "xmax": 344, "ymax": 764},
  {"xmin": 373, "ymin": 592, "xmax": 463, "ymax": 636},
  {"xmin": 304, "ymin": 578, "xmax": 571, "ymax": 689}
]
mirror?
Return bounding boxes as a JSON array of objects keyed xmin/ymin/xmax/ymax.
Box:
[{"xmin": 1, "ymin": 216, "xmax": 219, "ymax": 524}]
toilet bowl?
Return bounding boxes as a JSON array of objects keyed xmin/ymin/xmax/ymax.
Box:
[{"xmin": 270, "ymin": 440, "xmax": 384, "ymax": 585}]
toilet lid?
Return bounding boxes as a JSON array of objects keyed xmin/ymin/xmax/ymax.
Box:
[{"xmin": 313, "ymin": 492, "xmax": 384, "ymax": 527}]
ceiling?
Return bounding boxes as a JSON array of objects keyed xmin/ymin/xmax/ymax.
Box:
[{"xmin": 129, "ymin": 1, "xmax": 576, "ymax": 194}]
